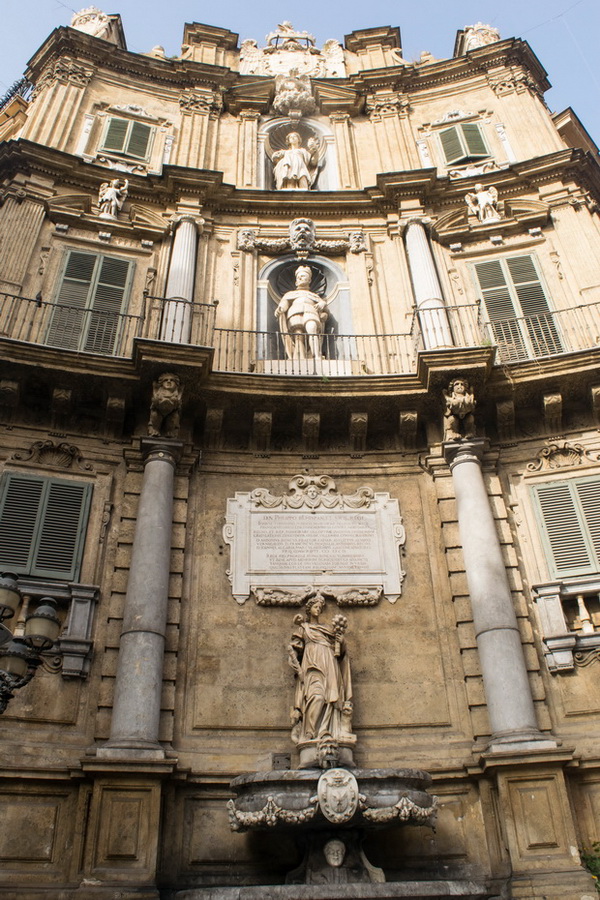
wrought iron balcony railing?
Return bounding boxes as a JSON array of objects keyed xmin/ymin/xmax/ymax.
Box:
[{"xmin": 1, "ymin": 290, "xmax": 599, "ymax": 375}]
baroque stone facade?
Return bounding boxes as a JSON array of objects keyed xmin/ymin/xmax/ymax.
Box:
[{"xmin": 0, "ymin": 9, "xmax": 599, "ymax": 900}]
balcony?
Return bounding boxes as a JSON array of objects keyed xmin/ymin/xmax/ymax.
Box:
[{"xmin": 1, "ymin": 290, "xmax": 599, "ymax": 376}]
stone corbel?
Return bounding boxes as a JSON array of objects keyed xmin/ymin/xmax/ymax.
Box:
[
  {"xmin": 252, "ymin": 411, "xmax": 272, "ymax": 453},
  {"xmin": 543, "ymin": 393, "xmax": 562, "ymax": 435},
  {"xmin": 591, "ymin": 386, "xmax": 600, "ymax": 428},
  {"xmin": 204, "ymin": 408, "xmax": 224, "ymax": 449},
  {"xmin": 398, "ymin": 410, "xmax": 418, "ymax": 450},
  {"xmin": 51, "ymin": 387, "xmax": 73, "ymax": 429},
  {"xmin": 302, "ymin": 412, "xmax": 320, "ymax": 455},
  {"xmin": 350, "ymin": 412, "xmax": 368, "ymax": 453},
  {"xmin": 105, "ymin": 395, "xmax": 126, "ymax": 438},
  {"xmin": 0, "ymin": 379, "xmax": 20, "ymax": 415},
  {"xmin": 496, "ymin": 399, "xmax": 515, "ymax": 441}
]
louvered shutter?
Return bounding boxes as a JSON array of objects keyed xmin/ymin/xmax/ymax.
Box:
[
  {"xmin": 462, "ymin": 123, "xmax": 488, "ymax": 158},
  {"xmin": 532, "ymin": 478, "xmax": 600, "ymax": 577},
  {"xmin": 83, "ymin": 256, "xmax": 131, "ymax": 354},
  {"xmin": 0, "ymin": 474, "xmax": 92, "ymax": 581},
  {"xmin": 474, "ymin": 259, "xmax": 528, "ymax": 360},
  {"xmin": 506, "ymin": 257, "xmax": 562, "ymax": 355},
  {"xmin": 102, "ymin": 117, "xmax": 129, "ymax": 153},
  {"xmin": 125, "ymin": 121, "xmax": 152, "ymax": 159},
  {"xmin": 47, "ymin": 251, "xmax": 96, "ymax": 350},
  {"xmin": 439, "ymin": 127, "xmax": 464, "ymax": 164}
]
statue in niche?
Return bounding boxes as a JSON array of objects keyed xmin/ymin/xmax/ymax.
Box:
[
  {"xmin": 288, "ymin": 835, "xmax": 385, "ymax": 885},
  {"xmin": 465, "ymin": 183, "xmax": 500, "ymax": 222},
  {"xmin": 98, "ymin": 178, "xmax": 128, "ymax": 219},
  {"xmin": 148, "ymin": 372, "xmax": 182, "ymax": 439},
  {"xmin": 443, "ymin": 378, "xmax": 476, "ymax": 441},
  {"xmin": 276, "ymin": 265, "xmax": 328, "ymax": 360},
  {"xmin": 288, "ymin": 591, "xmax": 354, "ymax": 755},
  {"xmin": 272, "ymin": 131, "xmax": 320, "ymax": 190}
]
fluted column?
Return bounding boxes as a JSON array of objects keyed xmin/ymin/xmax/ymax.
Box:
[
  {"xmin": 100, "ymin": 439, "xmax": 181, "ymax": 758},
  {"xmin": 404, "ymin": 219, "xmax": 453, "ymax": 349},
  {"xmin": 160, "ymin": 215, "xmax": 203, "ymax": 344},
  {"xmin": 444, "ymin": 439, "xmax": 556, "ymax": 751}
]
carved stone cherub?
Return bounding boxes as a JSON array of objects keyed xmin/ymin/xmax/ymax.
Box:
[
  {"xmin": 465, "ymin": 184, "xmax": 500, "ymax": 223},
  {"xmin": 148, "ymin": 372, "xmax": 182, "ymax": 438},
  {"xmin": 443, "ymin": 378, "xmax": 476, "ymax": 441}
]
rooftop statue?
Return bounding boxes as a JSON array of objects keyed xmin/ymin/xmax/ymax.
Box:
[
  {"xmin": 240, "ymin": 23, "xmax": 346, "ymax": 77},
  {"xmin": 71, "ymin": 6, "xmax": 111, "ymax": 39},
  {"xmin": 463, "ymin": 22, "xmax": 501, "ymax": 52}
]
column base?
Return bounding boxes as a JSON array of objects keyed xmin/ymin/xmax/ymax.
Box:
[
  {"xmin": 485, "ymin": 729, "xmax": 558, "ymax": 754},
  {"xmin": 97, "ymin": 740, "xmax": 166, "ymax": 760}
]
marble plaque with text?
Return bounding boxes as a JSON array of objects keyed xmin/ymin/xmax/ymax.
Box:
[{"xmin": 223, "ymin": 474, "xmax": 406, "ymax": 605}]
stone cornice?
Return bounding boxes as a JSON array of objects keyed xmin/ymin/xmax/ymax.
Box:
[{"xmin": 351, "ymin": 38, "xmax": 550, "ymax": 98}]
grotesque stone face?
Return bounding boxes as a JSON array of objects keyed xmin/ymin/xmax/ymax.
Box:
[
  {"xmin": 290, "ymin": 218, "xmax": 316, "ymax": 251},
  {"xmin": 323, "ymin": 839, "xmax": 346, "ymax": 867}
]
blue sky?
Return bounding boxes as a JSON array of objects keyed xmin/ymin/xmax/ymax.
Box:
[{"xmin": 3, "ymin": 0, "xmax": 600, "ymax": 146}]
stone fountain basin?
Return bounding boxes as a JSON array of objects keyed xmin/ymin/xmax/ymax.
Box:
[{"xmin": 228, "ymin": 767, "xmax": 437, "ymax": 832}]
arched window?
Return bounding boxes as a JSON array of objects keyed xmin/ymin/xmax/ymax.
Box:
[
  {"xmin": 258, "ymin": 118, "xmax": 339, "ymax": 191},
  {"xmin": 256, "ymin": 255, "xmax": 353, "ymax": 374}
]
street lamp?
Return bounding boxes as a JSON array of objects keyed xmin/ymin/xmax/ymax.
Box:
[{"xmin": 0, "ymin": 575, "xmax": 62, "ymax": 713}]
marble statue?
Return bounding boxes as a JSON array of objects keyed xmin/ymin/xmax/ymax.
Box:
[
  {"xmin": 276, "ymin": 265, "xmax": 328, "ymax": 360},
  {"xmin": 272, "ymin": 132, "xmax": 319, "ymax": 190},
  {"xmin": 71, "ymin": 6, "xmax": 111, "ymax": 39},
  {"xmin": 98, "ymin": 178, "xmax": 128, "ymax": 219},
  {"xmin": 443, "ymin": 378, "xmax": 476, "ymax": 441},
  {"xmin": 465, "ymin": 183, "xmax": 500, "ymax": 222},
  {"xmin": 288, "ymin": 591, "xmax": 353, "ymax": 750},
  {"xmin": 148, "ymin": 372, "xmax": 182, "ymax": 439},
  {"xmin": 463, "ymin": 22, "xmax": 501, "ymax": 52}
]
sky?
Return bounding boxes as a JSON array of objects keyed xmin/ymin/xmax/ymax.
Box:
[{"xmin": 2, "ymin": 0, "xmax": 600, "ymax": 147}]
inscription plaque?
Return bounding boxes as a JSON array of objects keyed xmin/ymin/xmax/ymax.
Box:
[{"xmin": 223, "ymin": 474, "xmax": 405, "ymax": 605}]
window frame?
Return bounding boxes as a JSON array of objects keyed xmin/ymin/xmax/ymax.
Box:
[
  {"xmin": 0, "ymin": 472, "xmax": 93, "ymax": 582},
  {"xmin": 99, "ymin": 115, "xmax": 155, "ymax": 162},
  {"xmin": 530, "ymin": 475, "xmax": 600, "ymax": 579},
  {"xmin": 472, "ymin": 253, "xmax": 562, "ymax": 362},
  {"xmin": 48, "ymin": 249, "xmax": 136, "ymax": 356}
]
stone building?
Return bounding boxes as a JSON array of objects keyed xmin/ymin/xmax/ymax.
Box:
[{"xmin": 0, "ymin": 9, "xmax": 599, "ymax": 900}]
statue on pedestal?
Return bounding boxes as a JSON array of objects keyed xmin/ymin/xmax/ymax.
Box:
[
  {"xmin": 276, "ymin": 265, "xmax": 328, "ymax": 360},
  {"xmin": 443, "ymin": 378, "xmax": 476, "ymax": 441},
  {"xmin": 288, "ymin": 590, "xmax": 355, "ymax": 767},
  {"xmin": 148, "ymin": 372, "xmax": 182, "ymax": 438},
  {"xmin": 465, "ymin": 183, "xmax": 500, "ymax": 222},
  {"xmin": 98, "ymin": 178, "xmax": 128, "ymax": 219}
]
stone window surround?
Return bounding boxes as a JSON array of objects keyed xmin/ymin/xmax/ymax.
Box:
[
  {"xmin": 533, "ymin": 575, "xmax": 600, "ymax": 673},
  {"xmin": 77, "ymin": 102, "xmax": 175, "ymax": 175},
  {"xmin": 417, "ymin": 108, "xmax": 515, "ymax": 174}
]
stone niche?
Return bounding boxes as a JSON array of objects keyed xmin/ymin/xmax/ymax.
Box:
[{"xmin": 223, "ymin": 474, "xmax": 406, "ymax": 606}]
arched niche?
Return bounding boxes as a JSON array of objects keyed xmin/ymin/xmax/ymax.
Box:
[
  {"xmin": 256, "ymin": 255, "xmax": 355, "ymax": 372},
  {"xmin": 258, "ymin": 118, "xmax": 339, "ymax": 191}
]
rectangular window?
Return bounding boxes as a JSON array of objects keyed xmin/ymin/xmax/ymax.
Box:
[
  {"xmin": 473, "ymin": 255, "xmax": 562, "ymax": 361},
  {"xmin": 100, "ymin": 117, "xmax": 154, "ymax": 161},
  {"xmin": 0, "ymin": 473, "xmax": 92, "ymax": 581},
  {"xmin": 531, "ymin": 477, "xmax": 600, "ymax": 578},
  {"xmin": 439, "ymin": 123, "xmax": 489, "ymax": 165},
  {"xmin": 47, "ymin": 250, "xmax": 134, "ymax": 355}
]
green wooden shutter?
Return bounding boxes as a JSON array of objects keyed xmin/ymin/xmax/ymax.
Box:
[
  {"xmin": 462, "ymin": 123, "xmax": 488, "ymax": 158},
  {"xmin": 125, "ymin": 121, "xmax": 152, "ymax": 159},
  {"xmin": 474, "ymin": 259, "xmax": 528, "ymax": 361},
  {"xmin": 47, "ymin": 251, "xmax": 96, "ymax": 350},
  {"xmin": 83, "ymin": 256, "xmax": 131, "ymax": 354},
  {"xmin": 439, "ymin": 127, "xmax": 464, "ymax": 164},
  {"xmin": 102, "ymin": 117, "xmax": 129, "ymax": 153},
  {"xmin": 532, "ymin": 478, "xmax": 600, "ymax": 577},
  {"xmin": 506, "ymin": 256, "xmax": 562, "ymax": 356},
  {"xmin": 0, "ymin": 474, "xmax": 92, "ymax": 581}
]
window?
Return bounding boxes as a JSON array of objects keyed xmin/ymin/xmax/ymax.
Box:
[
  {"xmin": 0, "ymin": 473, "xmax": 92, "ymax": 581},
  {"xmin": 100, "ymin": 116, "xmax": 154, "ymax": 161},
  {"xmin": 531, "ymin": 477, "xmax": 600, "ymax": 578},
  {"xmin": 473, "ymin": 255, "xmax": 562, "ymax": 361},
  {"xmin": 48, "ymin": 250, "xmax": 134, "ymax": 355},
  {"xmin": 439, "ymin": 122, "xmax": 489, "ymax": 165}
]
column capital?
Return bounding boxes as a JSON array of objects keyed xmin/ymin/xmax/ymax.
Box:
[
  {"xmin": 443, "ymin": 438, "xmax": 487, "ymax": 469},
  {"xmin": 141, "ymin": 437, "xmax": 183, "ymax": 468},
  {"xmin": 169, "ymin": 213, "xmax": 205, "ymax": 233}
]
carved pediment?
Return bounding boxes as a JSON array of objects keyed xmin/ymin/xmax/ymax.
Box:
[
  {"xmin": 433, "ymin": 196, "xmax": 550, "ymax": 244},
  {"xmin": 225, "ymin": 79, "xmax": 274, "ymax": 115},
  {"xmin": 526, "ymin": 441, "xmax": 600, "ymax": 472},
  {"xmin": 46, "ymin": 193, "xmax": 92, "ymax": 218}
]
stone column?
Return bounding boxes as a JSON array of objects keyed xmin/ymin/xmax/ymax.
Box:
[
  {"xmin": 100, "ymin": 439, "xmax": 181, "ymax": 758},
  {"xmin": 160, "ymin": 215, "xmax": 203, "ymax": 344},
  {"xmin": 444, "ymin": 439, "xmax": 555, "ymax": 751},
  {"xmin": 404, "ymin": 220, "xmax": 453, "ymax": 350}
]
